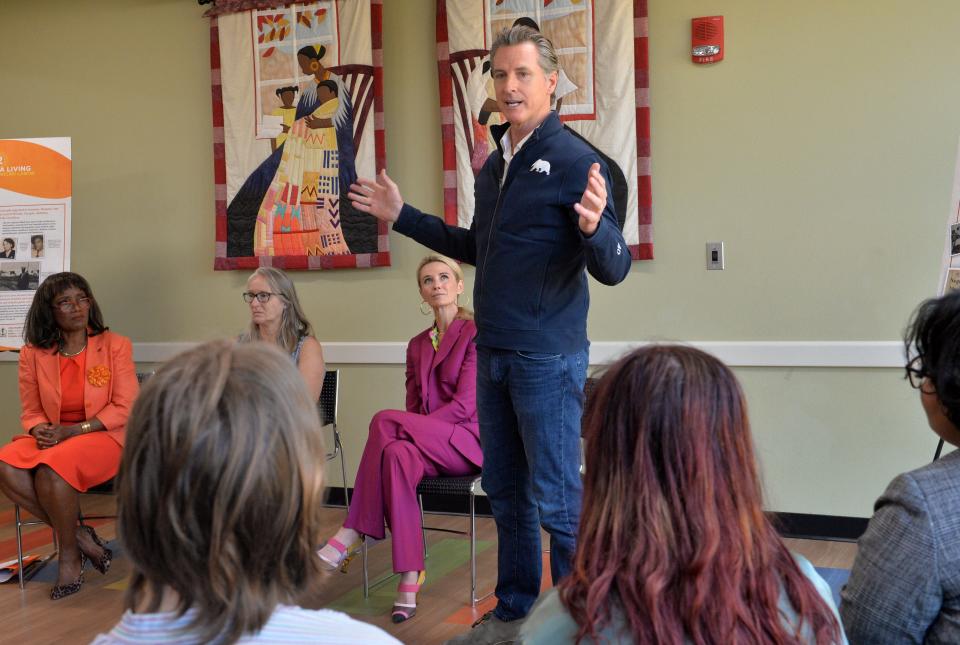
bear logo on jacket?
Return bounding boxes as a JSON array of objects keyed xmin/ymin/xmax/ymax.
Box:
[{"xmin": 530, "ymin": 159, "xmax": 551, "ymax": 175}]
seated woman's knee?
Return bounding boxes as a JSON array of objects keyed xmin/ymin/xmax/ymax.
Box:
[
  {"xmin": 382, "ymin": 440, "xmax": 416, "ymax": 465},
  {"xmin": 0, "ymin": 461, "xmax": 17, "ymax": 479},
  {"xmin": 369, "ymin": 409, "xmax": 404, "ymax": 435},
  {"xmin": 34, "ymin": 463, "xmax": 65, "ymax": 486}
]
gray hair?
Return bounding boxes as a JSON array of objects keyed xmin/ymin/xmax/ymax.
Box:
[
  {"xmin": 117, "ymin": 340, "xmax": 326, "ymax": 644},
  {"xmin": 489, "ymin": 25, "xmax": 559, "ymax": 78},
  {"xmin": 242, "ymin": 266, "xmax": 314, "ymax": 354}
]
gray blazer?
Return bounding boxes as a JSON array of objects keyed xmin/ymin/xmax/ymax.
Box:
[{"xmin": 840, "ymin": 449, "xmax": 960, "ymax": 644}]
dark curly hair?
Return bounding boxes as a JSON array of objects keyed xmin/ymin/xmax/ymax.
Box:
[
  {"xmin": 904, "ymin": 290, "xmax": 960, "ymax": 424},
  {"xmin": 23, "ymin": 272, "xmax": 107, "ymax": 349}
]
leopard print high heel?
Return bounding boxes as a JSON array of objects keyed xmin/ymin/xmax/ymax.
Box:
[
  {"xmin": 50, "ymin": 554, "xmax": 86, "ymax": 600},
  {"xmin": 78, "ymin": 524, "xmax": 112, "ymax": 575}
]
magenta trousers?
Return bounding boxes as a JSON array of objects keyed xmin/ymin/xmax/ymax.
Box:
[{"xmin": 344, "ymin": 409, "xmax": 479, "ymax": 573}]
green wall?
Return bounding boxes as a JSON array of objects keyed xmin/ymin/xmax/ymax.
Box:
[{"xmin": 0, "ymin": 0, "xmax": 955, "ymax": 517}]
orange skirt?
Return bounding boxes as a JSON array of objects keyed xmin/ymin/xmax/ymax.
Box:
[{"xmin": 0, "ymin": 433, "xmax": 122, "ymax": 492}]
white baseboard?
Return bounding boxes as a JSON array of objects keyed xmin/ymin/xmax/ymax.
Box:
[
  {"xmin": 590, "ymin": 341, "xmax": 904, "ymax": 368},
  {"xmin": 0, "ymin": 340, "xmax": 905, "ymax": 367},
  {"xmin": 140, "ymin": 340, "xmax": 905, "ymax": 368}
]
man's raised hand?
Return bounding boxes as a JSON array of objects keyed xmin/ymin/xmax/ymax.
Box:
[
  {"xmin": 348, "ymin": 170, "xmax": 403, "ymax": 223},
  {"xmin": 573, "ymin": 162, "xmax": 606, "ymax": 236}
]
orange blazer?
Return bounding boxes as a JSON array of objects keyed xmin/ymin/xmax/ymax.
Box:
[{"xmin": 18, "ymin": 330, "xmax": 139, "ymax": 447}]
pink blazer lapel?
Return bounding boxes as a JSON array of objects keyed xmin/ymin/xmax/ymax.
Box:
[
  {"xmin": 431, "ymin": 319, "xmax": 464, "ymax": 371},
  {"xmin": 417, "ymin": 331, "xmax": 434, "ymax": 410},
  {"xmin": 419, "ymin": 320, "xmax": 468, "ymax": 413}
]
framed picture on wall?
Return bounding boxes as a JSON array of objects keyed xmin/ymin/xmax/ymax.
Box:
[{"xmin": 208, "ymin": 0, "xmax": 389, "ymax": 271}]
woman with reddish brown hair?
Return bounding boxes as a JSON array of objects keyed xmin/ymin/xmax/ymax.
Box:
[{"xmin": 521, "ymin": 345, "xmax": 846, "ymax": 644}]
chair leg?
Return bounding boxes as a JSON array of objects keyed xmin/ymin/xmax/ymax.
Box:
[
  {"xmin": 361, "ymin": 536, "xmax": 369, "ymax": 599},
  {"xmin": 470, "ymin": 491, "xmax": 477, "ymax": 606},
  {"xmin": 337, "ymin": 432, "xmax": 350, "ymax": 513},
  {"xmin": 15, "ymin": 505, "xmax": 24, "ymax": 590},
  {"xmin": 15, "ymin": 507, "xmax": 57, "ymax": 590}
]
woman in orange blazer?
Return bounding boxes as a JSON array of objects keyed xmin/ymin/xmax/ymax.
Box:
[{"xmin": 0, "ymin": 272, "xmax": 138, "ymax": 600}]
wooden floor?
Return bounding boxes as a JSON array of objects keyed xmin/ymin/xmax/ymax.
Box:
[{"xmin": 0, "ymin": 497, "xmax": 857, "ymax": 645}]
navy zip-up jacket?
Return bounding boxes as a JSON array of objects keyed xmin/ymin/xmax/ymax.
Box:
[{"xmin": 394, "ymin": 112, "xmax": 630, "ymax": 354}]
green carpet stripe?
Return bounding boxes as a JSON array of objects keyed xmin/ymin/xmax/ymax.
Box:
[{"xmin": 327, "ymin": 538, "xmax": 493, "ymax": 615}]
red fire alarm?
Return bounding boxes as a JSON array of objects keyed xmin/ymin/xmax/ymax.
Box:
[{"xmin": 692, "ymin": 16, "xmax": 724, "ymax": 64}]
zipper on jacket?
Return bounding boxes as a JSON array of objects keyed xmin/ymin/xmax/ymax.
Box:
[
  {"xmin": 478, "ymin": 161, "xmax": 507, "ymax": 312},
  {"xmin": 477, "ymin": 119, "xmax": 549, "ymax": 320}
]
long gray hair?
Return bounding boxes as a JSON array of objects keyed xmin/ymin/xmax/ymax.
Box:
[{"xmin": 241, "ymin": 267, "xmax": 314, "ymax": 354}]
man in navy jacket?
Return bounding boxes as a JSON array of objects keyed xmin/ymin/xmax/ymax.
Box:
[{"xmin": 350, "ymin": 24, "xmax": 630, "ymax": 643}]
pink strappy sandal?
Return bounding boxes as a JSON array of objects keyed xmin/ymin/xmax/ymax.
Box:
[
  {"xmin": 391, "ymin": 571, "xmax": 426, "ymax": 623},
  {"xmin": 317, "ymin": 537, "xmax": 360, "ymax": 573}
]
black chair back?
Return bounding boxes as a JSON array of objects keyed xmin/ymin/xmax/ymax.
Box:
[{"xmin": 319, "ymin": 370, "xmax": 339, "ymax": 427}]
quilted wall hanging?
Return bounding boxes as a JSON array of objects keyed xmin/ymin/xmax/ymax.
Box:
[
  {"xmin": 209, "ymin": 0, "xmax": 388, "ymax": 270},
  {"xmin": 436, "ymin": 0, "xmax": 652, "ymax": 260}
]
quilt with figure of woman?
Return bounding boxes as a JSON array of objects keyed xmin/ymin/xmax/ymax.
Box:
[{"xmin": 208, "ymin": 0, "xmax": 388, "ymax": 271}]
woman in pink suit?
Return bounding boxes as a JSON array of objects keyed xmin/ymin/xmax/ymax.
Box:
[
  {"xmin": 318, "ymin": 254, "xmax": 481, "ymax": 623},
  {"xmin": 0, "ymin": 272, "xmax": 138, "ymax": 600}
]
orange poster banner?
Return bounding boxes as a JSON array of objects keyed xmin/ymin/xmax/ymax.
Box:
[
  {"xmin": 0, "ymin": 138, "xmax": 72, "ymax": 345},
  {"xmin": 0, "ymin": 140, "xmax": 71, "ymax": 199}
]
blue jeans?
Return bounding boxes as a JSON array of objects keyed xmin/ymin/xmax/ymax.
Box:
[{"xmin": 476, "ymin": 346, "xmax": 587, "ymax": 621}]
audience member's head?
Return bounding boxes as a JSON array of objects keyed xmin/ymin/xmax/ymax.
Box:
[
  {"xmin": 559, "ymin": 345, "xmax": 841, "ymax": 644},
  {"xmin": 23, "ymin": 271, "xmax": 107, "ymax": 348},
  {"xmin": 905, "ymin": 290, "xmax": 960, "ymax": 445},
  {"xmin": 242, "ymin": 266, "xmax": 314, "ymax": 354},
  {"xmin": 117, "ymin": 340, "xmax": 325, "ymax": 643},
  {"xmin": 416, "ymin": 253, "xmax": 472, "ymax": 320},
  {"xmin": 489, "ymin": 24, "xmax": 559, "ymax": 80}
]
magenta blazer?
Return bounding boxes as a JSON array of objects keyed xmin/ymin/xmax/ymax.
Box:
[{"xmin": 405, "ymin": 318, "xmax": 481, "ymax": 468}]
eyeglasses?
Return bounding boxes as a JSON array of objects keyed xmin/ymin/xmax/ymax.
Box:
[
  {"xmin": 242, "ymin": 291, "xmax": 279, "ymax": 304},
  {"xmin": 905, "ymin": 355, "xmax": 931, "ymax": 390},
  {"xmin": 53, "ymin": 297, "xmax": 91, "ymax": 313}
]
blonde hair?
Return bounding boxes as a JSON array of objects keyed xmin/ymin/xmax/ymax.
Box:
[
  {"xmin": 416, "ymin": 254, "xmax": 473, "ymax": 321},
  {"xmin": 242, "ymin": 267, "xmax": 315, "ymax": 354},
  {"xmin": 117, "ymin": 340, "xmax": 325, "ymax": 644}
]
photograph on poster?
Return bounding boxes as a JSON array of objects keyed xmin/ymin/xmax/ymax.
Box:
[
  {"xmin": 944, "ymin": 267, "xmax": 960, "ymax": 294},
  {"xmin": 0, "ymin": 262, "xmax": 40, "ymax": 291},
  {"xmin": 951, "ymin": 222, "xmax": 960, "ymax": 256},
  {"xmin": 30, "ymin": 234, "xmax": 43, "ymax": 258},
  {"xmin": 0, "ymin": 238, "xmax": 16, "ymax": 259}
]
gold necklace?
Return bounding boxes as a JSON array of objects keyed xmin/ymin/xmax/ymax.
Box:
[{"xmin": 59, "ymin": 343, "xmax": 87, "ymax": 357}]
